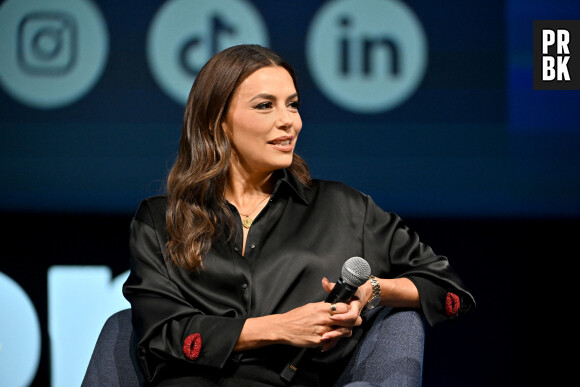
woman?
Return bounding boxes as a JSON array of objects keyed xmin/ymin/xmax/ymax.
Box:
[{"xmin": 123, "ymin": 44, "xmax": 475, "ymax": 386}]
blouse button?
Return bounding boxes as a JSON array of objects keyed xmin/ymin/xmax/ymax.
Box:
[
  {"xmin": 241, "ymin": 283, "xmax": 248, "ymax": 290},
  {"xmin": 250, "ymin": 243, "xmax": 256, "ymax": 249}
]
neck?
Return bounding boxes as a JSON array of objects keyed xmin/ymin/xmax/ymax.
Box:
[{"xmin": 225, "ymin": 163, "xmax": 275, "ymax": 208}]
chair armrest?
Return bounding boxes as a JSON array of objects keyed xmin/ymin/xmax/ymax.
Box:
[{"xmin": 82, "ymin": 309, "xmax": 143, "ymax": 387}]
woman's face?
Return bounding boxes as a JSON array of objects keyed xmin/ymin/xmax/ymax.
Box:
[{"xmin": 222, "ymin": 66, "xmax": 302, "ymax": 176}]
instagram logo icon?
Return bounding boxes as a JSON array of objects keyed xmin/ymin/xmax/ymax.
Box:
[
  {"xmin": 18, "ymin": 12, "xmax": 77, "ymax": 75},
  {"xmin": 0, "ymin": 0, "xmax": 108, "ymax": 109}
]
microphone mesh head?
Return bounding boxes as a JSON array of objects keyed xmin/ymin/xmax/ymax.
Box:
[{"xmin": 341, "ymin": 257, "xmax": 371, "ymax": 287}]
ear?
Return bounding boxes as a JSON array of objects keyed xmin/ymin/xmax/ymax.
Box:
[{"xmin": 220, "ymin": 119, "xmax": 233, "ymax": 141}]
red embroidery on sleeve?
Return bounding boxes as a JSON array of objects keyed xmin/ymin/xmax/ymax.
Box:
[
  {"xmin": 183, "ymin": 333, "xmax": 202, "ymax": 360},
  {"xmin": 445, "ymin": 292, "xmax": 460, "ymax": 317}
]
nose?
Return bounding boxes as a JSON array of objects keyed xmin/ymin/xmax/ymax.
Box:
[{"xmin": 275, "ymin": 107, "xmax": 294, "ymax": 129}]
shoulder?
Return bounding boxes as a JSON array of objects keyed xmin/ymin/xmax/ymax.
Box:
[
  {"xmin": 306, "ymin": 180, "xmax": 399, "ymax": 224},
  {"xmin": 134, "ymin": 195, "xmax": 167, "ymax": 229},
  {"xmin": 307, "ymin": 179, "xmax": 369, "ymax": 204}
]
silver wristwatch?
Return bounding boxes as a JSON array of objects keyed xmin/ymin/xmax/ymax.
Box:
[{"xmin": 366, "ymin": 275, "xmax": 381, "ymax": 309}]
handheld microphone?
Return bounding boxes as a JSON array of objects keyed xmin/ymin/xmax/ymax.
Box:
[
  {"xmin": 324, "ymin": 256, "xmax": 371, "ymax": 304},
  {"xmin": 280, "ymin": 257, "xmax": 371, "ymax": 382}
]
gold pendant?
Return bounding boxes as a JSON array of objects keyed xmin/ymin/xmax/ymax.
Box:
[{"xmin": 242, "ymin": 216, "xmax": 253, "ymax": 229}]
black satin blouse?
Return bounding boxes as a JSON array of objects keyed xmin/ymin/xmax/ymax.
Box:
[{"xmin": 123, "ymin": 169, "xmax": 475, "ymax": 385}]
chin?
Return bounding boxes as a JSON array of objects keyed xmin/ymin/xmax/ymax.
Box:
[
  {"xmin": 279, "ymin": 154, "xmax": 295, "ymax": 168},
  {"xmin": 265, "ymin": 154, "xmax": 294, "ymax": 172}
]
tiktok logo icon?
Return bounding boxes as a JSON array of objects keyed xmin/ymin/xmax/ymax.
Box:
[
  {"xmin": 306, "ymin": 0, "xmax": 428, "ymax": 114},
  {"xmin": 147, "ymin": 0, "xmax": 269, "ymax": 105}
]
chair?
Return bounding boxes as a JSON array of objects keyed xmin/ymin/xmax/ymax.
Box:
[
  {"xmin": 82, "ymin": 307, "xmax": 425, "ymax": 387},
  {"xmin": 82, "ymin": 308, "xmax": 144, "ymax": 387}
]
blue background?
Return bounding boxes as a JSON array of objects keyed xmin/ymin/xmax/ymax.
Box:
[
  {"xmin": 1, "ymin": 0, "xmax": 579, "ymax": 385},
  {"xmin": 2, "ymin": 0, "xmax": 579, "ymax": 217}
]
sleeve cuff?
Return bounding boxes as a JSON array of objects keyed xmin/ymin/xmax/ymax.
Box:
[
  {"xmin": 181, "ymin": 315, "xmax": 247, "ymax": 368},
  {"xmin": 407, "ymin": 275, "xmax": 474, "ymax": 326}
]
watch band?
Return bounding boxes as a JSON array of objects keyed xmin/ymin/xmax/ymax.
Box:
[{"xmin": 366, "ymin": 275, "xmax": 381, "ymax": 309}]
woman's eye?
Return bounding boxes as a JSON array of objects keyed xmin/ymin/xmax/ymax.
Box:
[
  {"xmin": 254, "ymin": 102, "xmax": 273, "ymax": 110},
  {"xmin": 288, "ymin": 101, "xmax": 300, "ymax": 109}
]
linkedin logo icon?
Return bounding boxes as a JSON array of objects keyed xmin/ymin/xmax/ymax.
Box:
[
  {"xmin": 306, "ymin": 0, "xmax": 428, "ymax": 113},
  {"xmin": 147, "ymin": 0, "xmax": 269, "ymax": 106}
]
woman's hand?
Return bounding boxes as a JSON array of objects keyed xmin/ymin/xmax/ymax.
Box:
[
  {"xmin": 317, "ymin": 277, "xmax": 371, "ymax": 352},
  {"xmin": 272, "ymin": 299, "xmax": 359, "ymax": 349},
  {"xmin": 234, "ymin": 277, "xmax": 376, "ymax": 352}
]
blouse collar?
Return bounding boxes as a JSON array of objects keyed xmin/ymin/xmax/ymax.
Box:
[{"xmin": 272, "ymin": 169, "xmax": 310, "ymax": 206}]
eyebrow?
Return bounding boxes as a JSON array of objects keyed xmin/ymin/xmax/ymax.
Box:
[{"xmin": 249, "ymin": 93, "xmax": 299, "ymax": 102}]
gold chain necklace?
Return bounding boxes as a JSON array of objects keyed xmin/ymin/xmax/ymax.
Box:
[{"xmin": 239, "ymin": 195, "xmax": 270, "ymax": 229}]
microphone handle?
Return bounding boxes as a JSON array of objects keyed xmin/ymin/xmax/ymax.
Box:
[
  {"xmin": 325, "ymin": 277, "xmax": 359, "ymax": 303},
  {"xmin": 280, "ymin": 278, "xmax": 359, "ymax": 382}
]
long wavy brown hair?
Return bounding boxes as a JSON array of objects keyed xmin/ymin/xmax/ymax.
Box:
[{"xmin": 166, "ymin": 45, "xmax": 311, "ymax": 271}]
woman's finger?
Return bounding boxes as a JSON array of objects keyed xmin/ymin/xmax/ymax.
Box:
[
  {"xmin": 321, "ymin": 277, "xmax": 335, "ymax": 293},
  {"xmin": 330, "ymin": 314, "xmax": 363, "ymax": 328},
  {"xmin": 321, "ymin": 338, "xmax": 338, "ymax": 352},
  {"xmin": 325, "ymin": 301, "xmax": 351, "ymax": 317},
  {"xmin": 321, "ymin": 326, "xmax": 353, "ymax": 340}
]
